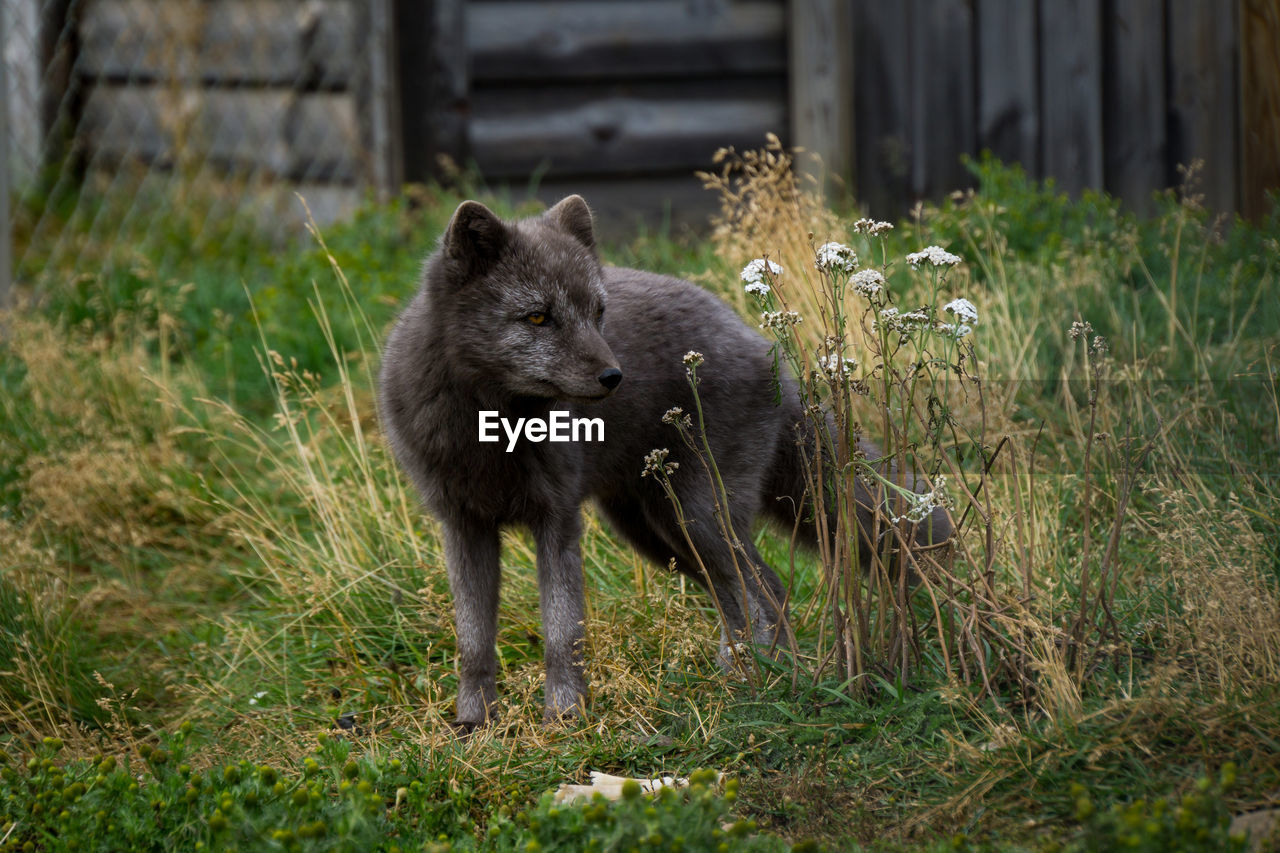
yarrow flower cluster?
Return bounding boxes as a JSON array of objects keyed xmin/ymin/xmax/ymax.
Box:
[
  {"xmin": 933, "ymin": 298, "xmax": 978, "ymax": 339},
  {"xmin": 641, "ymin": 447, "xmax": 678, "ymax": 479},
  {"xmin": 849, "ymin": 269, "xmax": 885, "ymax": 297},
  {"xmin": 814, "ymin": 241, "xmax": 858, "ymax": 274},
  {"xmin": 661, "ymin": 406, "xmax": 692, "ymax": 429},
  {"xmin": 853, "ymin": 218, "xmax": 894, "ymax": 236},
  {"xmin": 816, "ymin": 353, "xmax": 857, "ymax": 381},
  {"xmin": 1068, "ymin": 320, "xmax": 1108, "ymax": 356},
  {"xmin": 682, "ymin": 350, "xmax": 704, "ymax": 369},
  {"xmin": 906, "ymin": 246, "xmax": 962, "ymax": 269},
  {"xmin": 942, "ymin": 297, "xmax": 978, "ymax": 325},
  {"xmin": 760, "ymin": 310, "xmax": 803, "ymax": 330},
  {"xmin": 875, "ymin": 306, "xmax": 930, "ymax": 333},
  {"xmin": 891, "ymin": 475, "xmax": 953, "ymax": 524},
  {"xmin": 937, "ymin": 322, "xmax": 973, "ymax": 340},
  {"xmin": 1068, "ymin": 320, "xmax": 1094, "ymax": 340},
  {"xmin": 740, "ymin": 258, "xmax": 783, "ymax": 296}
]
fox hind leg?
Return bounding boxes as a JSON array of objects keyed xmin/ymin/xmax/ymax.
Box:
[{"xmin": 600, "ymin": 496, "xmax": 790, "ymax": 670}]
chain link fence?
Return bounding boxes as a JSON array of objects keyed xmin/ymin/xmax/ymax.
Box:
[{"xmin": 2, "ymin": 0, "xmax": 395, "ymax": 305}]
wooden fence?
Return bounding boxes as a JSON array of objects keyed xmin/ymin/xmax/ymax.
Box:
[
  {"xmin": 838, "ymin": 0, "xmax": 1273, "ymax": 219},
  {"xmin": 10, "ymin": 0, "xmax": 1279, "ymax": 237},
  {"xmin": 29, "ymin": 0, "xmax": 398, "ymax": 229},
  {"xmin": 397, "ymin": 0, "xmax": 1275, "ymax": 223},
  {"xmin": 395, "ymin": 0, "xmax": 790, "ymax": 229}
]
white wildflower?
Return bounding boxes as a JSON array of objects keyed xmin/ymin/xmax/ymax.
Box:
[
  {"xmin": 875, "ymin": 306, "xmax": 930, "ymax": 333},
  {"xmin": 891, "ymin": 475, "xmax": 952, "ymax": 524},
  {"xmin": 906, "ymin": 246, "xmax": 962, "ymax": 269},
  {"xmin": 641, "ymin": 448, "xmax": 678, "ymax": 479},
  {"xmin": 849, "ymin": 269, "xmax": 885, "ymax": 297},
  {"xmin": 814, "ymin": 242, "xmax": 858, "ymax": 275},
  {"xmin": 248, "ymin": 690, "xmax": 268, "ymax": 706},
  {"xmin": 937, "ymin": 322, "xmax": 973, "ymax": 340},
  {"xmin": 853, "ymin": 218, "xmax": 894, "ymax": 236},
  {"xmin": 816, "ymin": 353, "xmax": 857, "ymax": 381},
  {"xmin": 661, "ymin": 407, "xmax": 692, "ymax": 429},
  {"xmin": 1068, "ymin": 320, "xmax": 1094, "ymax": 340},
  {"xmin": 682, "ymin": 351, "xmax": 703, "ymax": 368},
  {"xmin": 942, "ymin": 297, "xmax": 978, "ymax": 325},
  {"xmin": 760, "ymin": 310, "xmax": 802, "ymax": 330},
  {"xmin": 740, "ymin": 258, "xmax": 783, "ymax": 296}
]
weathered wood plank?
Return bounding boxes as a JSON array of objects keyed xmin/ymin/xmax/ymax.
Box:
[
  {"xmin": 1103, "ymin": 0, "xmax": 1166, "ymax": 215},
  {"xmin": 528, "ymin": 175, "xmax": 720, "ymax": 240},
  {"xmin": 789, "ymin": 0, "xmax": 854, "ymax": 198},
  {"xmin": 272, "ymin": 181, "xmax": 362, "ymax": 229},
  {"xmin": 852, "ymin": 0, "xmax": 911, "ymax": 216},
  {"xmin": 3, "ymin": 0, "xmax": 43, "ymax": 189},
  {"xmin": 1039, "ymin": 0, "xmax": 1104, "ymax": 196},
  {"xmin": 976, "ymin": 0, "xmax": 1039, "ymax": 175},
  {"xmin": 355, "ymin": 0, "xmax": 403, "ymax": 196},
  {"xmin": 1, "ymin": 7, "xmax": 11, "ymax": 305},
  {"xmin": 469, "ymin": 84, "xmax": 787, "ymax": 178},
  {"xmin": 41, "ymin": 0, "xmax": 80, "ymax": 174},
  {"xmin": 397, "ymin": 0, "xmax": 469, "ymax": 181},
  {"xmin": 1168, "ymin": 0, "xmax": 1239, "ymax": 212},
  {"xmin": 79, "ymin": 85, "xmax": 359, "ymax": 182},
  {"xmin": 911, "ymin": 0, "xmax": 975, "ymax": 197},
  {"xmin": 467, "ymin": 0, "xmax": 786, "ymax": 81},
  {"xmin": 1241, "ymin": 0, "xmax": 1280, "ymax": 221},
  {"xmin": 78, "ymin": 0, "xmax": 355, "ymax": 87}
]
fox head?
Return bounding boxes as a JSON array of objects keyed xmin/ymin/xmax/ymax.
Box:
[{"xmin": 429, "ymin": 195, "xmax": 622, "ymax": 402}]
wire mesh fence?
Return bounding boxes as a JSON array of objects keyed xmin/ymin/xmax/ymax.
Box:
[{"xmin": 2, "ymin": 0, "xmax": 392, "ymax": 303}]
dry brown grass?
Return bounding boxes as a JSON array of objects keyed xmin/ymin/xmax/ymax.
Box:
[{"xmin": 1157, "ymin": 484, "xmax": 1280, "ymax": 695}]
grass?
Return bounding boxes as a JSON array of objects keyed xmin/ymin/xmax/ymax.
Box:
[{"xmin": 1, "ymin": 155, "xmax": 1278, "ymax": 851}]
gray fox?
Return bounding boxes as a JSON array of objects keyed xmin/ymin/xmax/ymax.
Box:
[{"xmin": 378, "ymin": 196, "xmax": 950, "ymax": 726}]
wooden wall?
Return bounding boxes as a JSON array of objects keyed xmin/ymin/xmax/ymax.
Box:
[
  {"xmin": 1241, "ymin": 0, "xmax": 1280, "ymax": 222},
  {"xmin": 43, "ymin": 0, "xmax": 1277, "ymax": 233},
  {"xmin": 845, "ymin": 0, "xmax": 1265, "ymax": 218},
  {"xmin": 398, "ymin": 0, "xmax": 789, "ymax": 231},
  {"xmin": 69, "ymin": 0, "xmax": 394, "ymax": 228}
]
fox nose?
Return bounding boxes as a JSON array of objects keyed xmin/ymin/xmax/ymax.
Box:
[{"xmin": 597, "ymin": 367, "xmax": 623, "ymax": 391}]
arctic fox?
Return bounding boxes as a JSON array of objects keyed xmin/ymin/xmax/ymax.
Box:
[{"xmin": 378, "ymin": 196, "xmax": 950, "ymax": 726}]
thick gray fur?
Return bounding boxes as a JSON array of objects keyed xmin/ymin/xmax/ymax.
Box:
[{"xmin": 378, "ymin": 196, "xmax": 951, "ymax": 725}]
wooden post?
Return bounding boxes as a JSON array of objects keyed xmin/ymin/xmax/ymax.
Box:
[
  {"xmin": 39, "ymin": 0, "xmax": 80, "ymax": 183},
  {"xmin": 1, "ymin": 5, "xmax": 12, "ymax": 310},
  {"xmin": 789, "ymin": 0, "xmax": 854, "ymax": 202},
  {"xmin": 976, "ymin": 0, "xmax": 1039, "ymax": 177},
  {"xmin": 1241, "ymin": 0, "xmax": 1280, "ymax": 221},
  {"xmin": 357, "ymin": 0, "xmax": 404, "ymax": 198},
  {"xmin": 396, "ymin": 0, "xmax": 468, "ymax": 183},
  {"xmin": 1104, "ymin": 0, "xmax": 1167, "ymax": 216},
  {"xmin": 1039, "ymin": 0, "xmax": 1104, "ymax": 197},
  {"xmin": 852, "ymin": 1, "xmax": 910, "ymax": 217},
  {"xmin": 1168, "ymin": 0, "xmax": 1239, "ymax": 213},
  {"xmin": 911, "ymin": 0, "xmax": 975, "ymax": 199}
]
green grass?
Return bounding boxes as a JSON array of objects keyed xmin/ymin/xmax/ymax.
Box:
[{"xmin": 1, "ymin": 160, "xmax": 1278, "ymax": 851}]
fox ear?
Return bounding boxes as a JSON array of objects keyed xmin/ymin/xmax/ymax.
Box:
[
  {"xmin": 444, "ymin": 200, "xmax": 508, "ymax": 275},
  {"xmin": 546, "ymin": 195, "xmax": 596, "ymax": 252}
]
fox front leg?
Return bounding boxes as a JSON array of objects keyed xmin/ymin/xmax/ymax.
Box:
[
  {"xmin": 442, "ymin": 518, "xmax": 501, "ymax": 727},
  {"xmin": 533, "ymin": 512, "xmax": 589, "ymax": 721}
]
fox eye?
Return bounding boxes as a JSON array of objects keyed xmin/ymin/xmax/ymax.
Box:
[{"xmin": 526, "ymin": 312, "xmax": 548, "ymax": 326}]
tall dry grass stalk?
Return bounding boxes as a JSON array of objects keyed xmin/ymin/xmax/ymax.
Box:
[
  {"xmin": 694, "ymin": 140, "xmax": 1151, "ymax": 715},
  {"xmin": 0, "ymin": 306, "xmax": 212, "ymax": 740}
]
